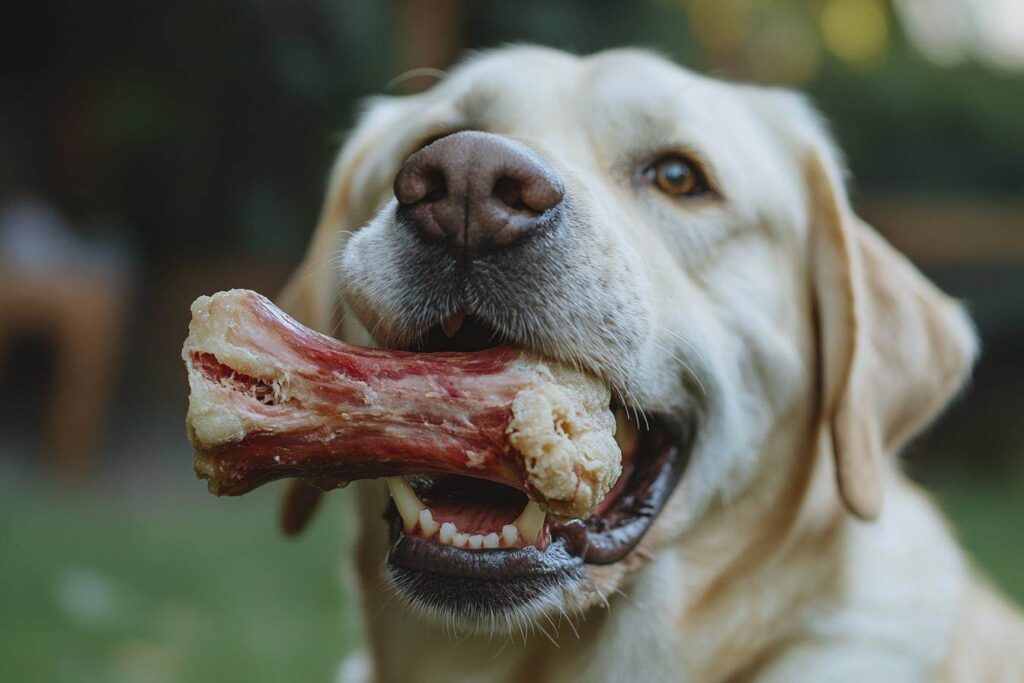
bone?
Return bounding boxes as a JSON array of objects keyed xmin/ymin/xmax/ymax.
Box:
[{"xmin": 182, "ymin": 289, "xmax": 621, "ymax": 518}]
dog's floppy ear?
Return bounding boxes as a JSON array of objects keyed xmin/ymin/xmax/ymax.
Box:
[
  {"xmin": 278, "ymin": 97, "xmax": 405, "ymax": 333},
  {"xmin": 806, "ymin": 146, "xmax": 977, "ymax": 520}
]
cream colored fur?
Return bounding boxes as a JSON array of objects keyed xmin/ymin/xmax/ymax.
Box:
[{"xmin": 278, "ymin": 46, "xmax": 1024, "ymax": 682}]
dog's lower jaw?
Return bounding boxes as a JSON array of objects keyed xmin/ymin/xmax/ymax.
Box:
[
  {"xmin": 351, "ymin": 528, "xmax": 689, "ymax": 683},
  {"xmin": 380, "ymin": 515, "xmax": 604, "ymax": 636},
  {"xmin": 382, "ymin": 562, "xmax": 593, "ymax": 639},
  {"xmin": 348, "ymin": 487, "xmax": 608, "ymax": 640}
]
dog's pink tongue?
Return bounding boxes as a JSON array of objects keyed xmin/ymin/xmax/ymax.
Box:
[
  {"xmin": 181, "ymin": 289, "xmax": 620, "ymax": 519},
  {"xmin": 417, "ymin": 477, "xmax": 525, "ymax": 535}
]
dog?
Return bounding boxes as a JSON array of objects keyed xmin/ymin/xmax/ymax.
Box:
[{"xmin": 277, "ymin": 46, "xmax": 1024, "ymax": 682}]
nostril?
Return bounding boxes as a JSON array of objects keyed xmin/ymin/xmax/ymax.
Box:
[
  {"xmin": 492, "ymin": 176, "xmax": 530, "ymax": 212},
  {"xmin": 422, "ymin": 169, "xmax": 447, "ymax": 203},
  {"xmin": 394, "ymin": 163, "xmax": 448, "ymax": 206},
  {"xmin": 522, "ymin": 175, "xmax": 564, "ymax": 213},
  {"xmin": 494, "ymin": 173, "xmax": 564, "ymax": 215}
]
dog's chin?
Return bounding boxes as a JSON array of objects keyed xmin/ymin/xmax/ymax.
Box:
[{"xmin": 384, "ymin": 536, "xmax": 590, "ymax": 631}]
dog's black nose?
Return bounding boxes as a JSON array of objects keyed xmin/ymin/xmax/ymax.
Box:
[{"xmin": 393, "ymin": 131, "xmax": 564, "ymax": 255}]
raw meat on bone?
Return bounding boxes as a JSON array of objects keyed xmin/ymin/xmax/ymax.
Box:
[{"xmin": 182, "ymin": 289, "xmax": 621, "ymax": 518}]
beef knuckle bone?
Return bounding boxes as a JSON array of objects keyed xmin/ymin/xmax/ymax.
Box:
[{"xmin": 182, "ymin": 289, "xmax": 621, "ymax": 518}]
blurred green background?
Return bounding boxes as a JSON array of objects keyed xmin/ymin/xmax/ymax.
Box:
[{"xmin": 1, "ymin": 1, "xmax": 1022, "ymax": 681}]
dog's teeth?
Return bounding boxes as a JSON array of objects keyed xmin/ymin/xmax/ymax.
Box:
[
  {"xmin": 514, "ymin": 500, "xmax": 546, "ymax": 545},
  {"xmin": 614, "ymin": 407, "xmax": 640, "ymax": 456},
  {"xmin": 441, "ymin": 311, "xmax": 466, "ymax": 338},
  {"xmin": 387, "ymin": 485, "xmax": 542, "ymax": 550},
  {"xmin": 418, "ymin": 509, "xmax": 439, "ymax": 537},
  {"xmin": 386, "ymin": 477, "xmax": 425, "ymax": 533}
]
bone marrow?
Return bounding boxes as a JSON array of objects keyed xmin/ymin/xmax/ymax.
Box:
[{"xmin": 182, "ymin": 289, "xmax": 621, "ymax": 518}]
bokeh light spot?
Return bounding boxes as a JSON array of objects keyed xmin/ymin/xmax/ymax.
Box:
[{"xmin": 821, "ymin": 0, "xmax": 890, "ymax": 67}]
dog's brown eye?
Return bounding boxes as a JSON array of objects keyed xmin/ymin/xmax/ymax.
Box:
[{"xmin": 645, "ymin": 155, "xmax": 707, "ymax": 198}]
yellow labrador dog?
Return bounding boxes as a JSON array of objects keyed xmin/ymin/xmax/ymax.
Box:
[{"xmin": 278, "ymin": 46, "xmax": 1024, "ymax": 682}]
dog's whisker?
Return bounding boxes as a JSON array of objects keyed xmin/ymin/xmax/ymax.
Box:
[
  {"xmin": 650, "ymin": 338, "xmax": 708, "ymax": 398},
  {"xmin": 557, "ymin": 604, "xmax": 581, "ymax": 639},
  {"xmin": 298, "ymin": 243, "xmax": 346, "ymax": 282},
  {"xmin": 536, "ymin": 615, "xmax": 559, "ymax": 648},
  {"xmin": 620, "ymin": 384, "xmax": 650, "ymax": 431},
  {"xmin": 386, "ymin": 67, "xmax": 448, "ymax": 91},
  {"xmin": 327, "ymin": 294, "xmax": 350, "ymax": 339},
  {"xmin": 654, "ymin": 322, "xmax": 709, "ymax": 369},
  {"xmin": 546, "ymin": 614, "xmax": 564, "ymax": 645}
]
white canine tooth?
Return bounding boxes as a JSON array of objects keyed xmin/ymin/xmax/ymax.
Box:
[
  {"xmin": 418, "ymin": 509, "xmax": 439, "ymax": 537},
  {"xmin": 514, "ymin": 500, "xmax": 546, "ymax": 545},
  {"xmin": 483, "ymin": 533, "xmax": 500, "ymax": 549},
  {"xmin": 453, "ymin": 532, "xmax": 469, "ymax": 549},
  {"xmin": 439, "ymin": 522, "xmax": 456, "ymax": 545},
  {"xmin": 614, "ymin": 407, "xmax": 640, "ymax": 456},
  {"xmin": 468, "ymin": 534, "xmax": 484, "ymax": 550},
  {"xmin": 502, "ymin": 524, "xmax": 519, "ymax": 546},
  {"xmin": 386, "ymin": 477, "xmax": 425, "ymax": 533}
]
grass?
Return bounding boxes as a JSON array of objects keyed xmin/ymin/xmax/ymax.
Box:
[
  {"xmin": 1, "ymin": 467, "xmax": 1020, "ymax": 683},
  {"xmin": 0, "ymin": 481, "xmax": 359, "ymax": 683},
  {"xmin": 921, "ymin": 467, "xmax": 1024, "ymax": 602}
]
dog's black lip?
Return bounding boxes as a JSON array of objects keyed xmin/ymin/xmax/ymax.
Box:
[
  {"xmin": 389, "ymin": 534, "xmax": 583, "ymax": 579},
  {"xmin": 386, "ymin": 535, "xmax": 586, "ymax": 618},
  {"xmin": 383, "ymin": 413, "xmax": 690, "ymax": 573},
  {"xmin": 552, "ymin": 421, "xmax": 685, "ymax": 564},
  {"xmin": 384, "ymin": 505, "xmax": 585, "ymax": 611}
]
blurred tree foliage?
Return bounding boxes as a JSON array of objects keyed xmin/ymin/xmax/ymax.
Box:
[
  {"xmin": 1, "ymin": 0, "xmax": 1021, "ymax": 264},
  {"xmin": 467, "ymin": 0, "xmax": 1024, "ymax": 199}
]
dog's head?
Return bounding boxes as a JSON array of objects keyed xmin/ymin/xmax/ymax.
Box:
[{"xmin": 281, "ymin": 46, "xmax": 976, "ymax": 632}]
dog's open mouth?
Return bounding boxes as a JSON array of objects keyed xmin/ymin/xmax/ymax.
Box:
[
  {"xmin": 384, "ymin": 411, "xmax": 682, "ymax": 556},
  {"xmin": 182, "ymin": 292, "xmax": 691, "ymax": 616},
  {"xmin": 382, "ymin": 317, "xmax": 688, "ymax": 613}
]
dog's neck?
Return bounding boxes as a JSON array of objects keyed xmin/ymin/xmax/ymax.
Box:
[{"xmin": 674, "ymin": 428, "xmax": 847, "ymax": 680}]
